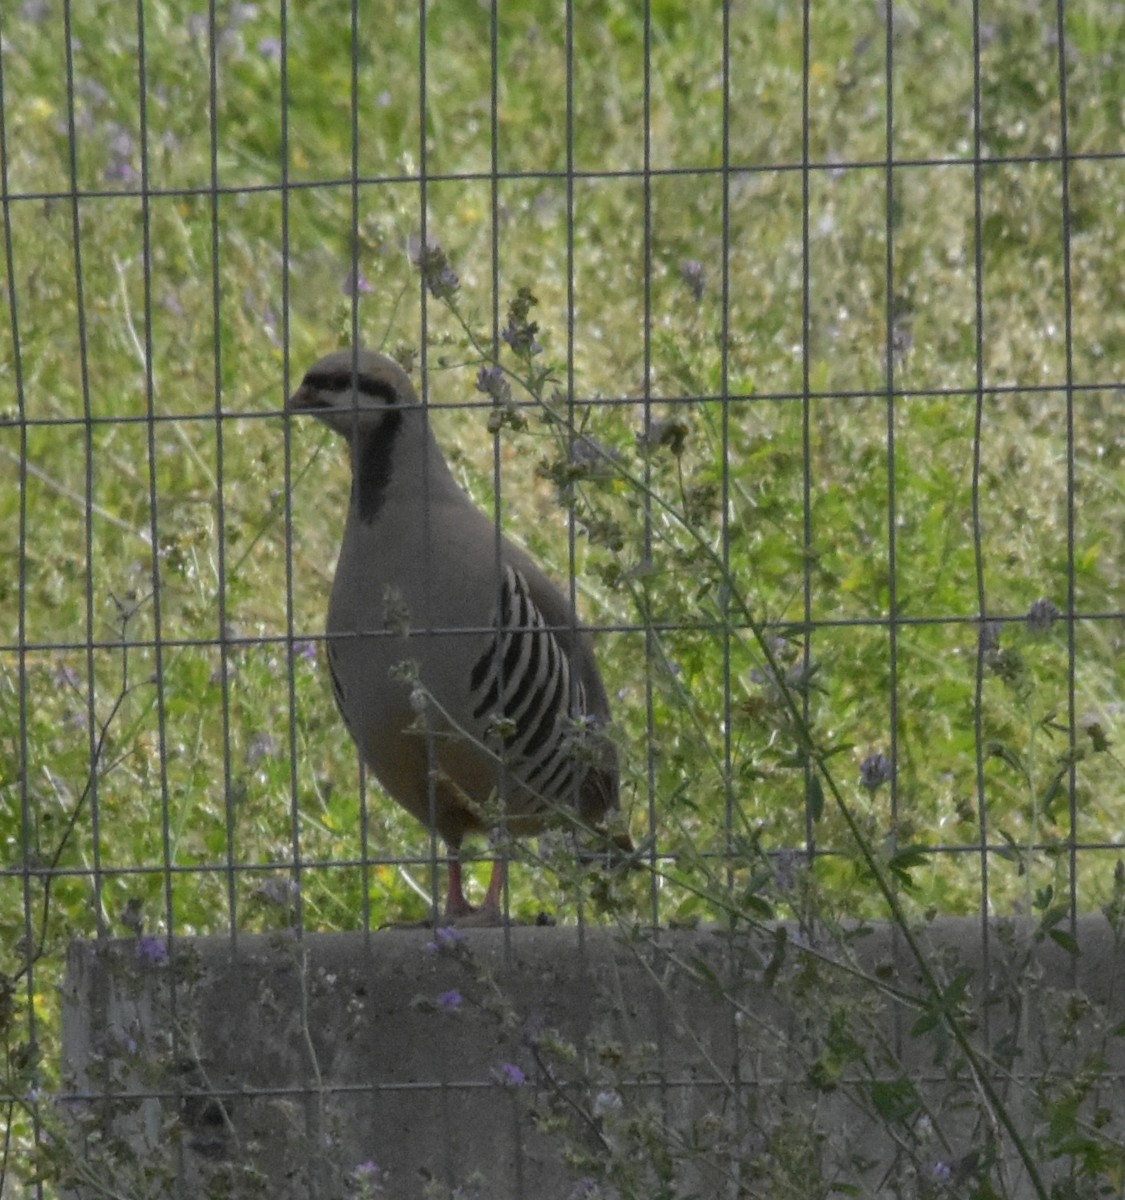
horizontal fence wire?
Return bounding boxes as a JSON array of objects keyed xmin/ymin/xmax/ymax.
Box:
[{"xmin": 5, "ymin": 147, "xmax": 1125, "ymax": 207}]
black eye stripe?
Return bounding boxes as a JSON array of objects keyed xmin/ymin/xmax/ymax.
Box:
[{"xmin": 303, "ymin": 370, "xmax": 401, "ymax": 403}]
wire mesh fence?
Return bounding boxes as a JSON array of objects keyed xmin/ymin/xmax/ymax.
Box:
[{"xmin": 2, "ymin": 0, "xmax": 1123, "ymax": 1195}]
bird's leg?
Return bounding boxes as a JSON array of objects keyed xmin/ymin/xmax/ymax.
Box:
[
  {"xmin": 442, "ymin": 842, "xmax": 508, "ymax": 926},
  {"xmin": 443, "ymin": 849, "xmax": 476, "ymax": 921},
  {"xmin": 477, "ymin": 853, "xmax": 507, "ymax": 925}
]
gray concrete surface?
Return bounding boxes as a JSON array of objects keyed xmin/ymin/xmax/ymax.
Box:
[{"xmin": 60, "ymin": 917, "xmax": 1125, "ymax": 1198}]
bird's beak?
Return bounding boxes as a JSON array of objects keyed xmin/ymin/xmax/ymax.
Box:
[{"xmin": 286, "ymin": 383, "xmax": 317, "ymax": 412}]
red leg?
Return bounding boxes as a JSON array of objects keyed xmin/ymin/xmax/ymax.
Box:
[
  {"xmin": 442, "ymin": 846, "xmax": 507, "ymax": 926},
  {"xmin": 477, "ymin": 854, "xmax": 507, "ymax": 925},
  {"xmin": 443, "ymin": 853, "xmax": 475, "ymax": 920}
]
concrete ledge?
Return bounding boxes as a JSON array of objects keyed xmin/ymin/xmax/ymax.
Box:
[{"xmin": 60, "ymin": 917, "xmax": 1125, "ymax": 1198}]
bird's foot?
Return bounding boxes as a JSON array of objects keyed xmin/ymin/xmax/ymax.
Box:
[{"xmin": 441, "ymin": 899, "xmax": 507, "ymax": 927}]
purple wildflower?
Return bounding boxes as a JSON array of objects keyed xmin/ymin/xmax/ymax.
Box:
[
  {"xmin": 258, "ymin": 36, "xmax": 282, "ymax": 61},
  {"xmin": 491, "ymin": 1062, "xmax": 526, "ymax": 1087},
  {"xmin": 475, "ymin": 365, "xmax": 508, "ymax": 400},
  {"xmin": 1027, "ymin": 597, "xmax": 1060, "ymax": 632},
  {"xmin": 772, "ymin": 849, "xmax": 802, "ymax": 894},
  {"xmin": 293, "ymin": 639, "xmax": 318, "ymax": 664},
  {"xmin": 53, "ymin": 663, "xmax": 83, "ymax": 690},
  {"xmin": 501, "ymin": 320, "xmax": 542, "ymax": 358},
  {"xmin": 565, "ymin": 435, "xmax": 619, "ymax": 486},
  {"xmin": 161, "ymin": 291, "xmax": 185, "ymax": 317},
  {"xmin": 407, "ymin": 237, "xmax": 460, "ymax": 301},
  {"xmin": 679, "ymin": 258, "xmax": 706, "ymax": 301},
  {"xmin": 437, "ymin": 990, "xmax": 463, "ymax": 1009},
  {"xmin": 136, "ymin": 935, "xmax": 168, "ymax": 966},
  {"xmin": 859, "ymin": 752, "xmax": 894, "ymax": 792},
  {"xmin": 247, "ymin": 732, "xmax": 280, "ymax": 768},
  {"xmin": 104, "ymin": 126, "xmax": 137, "ymax": 185},
  {"xmin": 499, "ymin": 287, "xmax": 542, "ymax": 358},
  {"xmin": 424, "ymin": 926, "xmax": 466, "ymax": 954},
  {"xmin": 978, "ymin": 619, "xmax": 1003, "ymax": 656},
  {"xmin": 592, "ymin": 1089, "xmax": 622, "ymax": 1117},
  {"xmin": 341, "ymin": 267, "xmax": 374, "ymax": 297}
]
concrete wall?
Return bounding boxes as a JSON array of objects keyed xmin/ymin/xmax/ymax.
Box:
[{"xmin": 60, "ymin": 917, "xmax": 1125, "ymax": 1199}]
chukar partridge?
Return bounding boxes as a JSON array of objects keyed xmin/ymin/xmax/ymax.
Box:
[{"xmin": 288, "ymin": 348, "xmax": 630, "ymax": 922}]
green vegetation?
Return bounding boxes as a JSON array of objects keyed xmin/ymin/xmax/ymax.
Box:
[{"xmin": 1, "ymin": 0, "xmax": 1122, "ymax": 1194}]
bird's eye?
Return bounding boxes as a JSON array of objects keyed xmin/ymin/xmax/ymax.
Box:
[{"xmin": 302, "ymin": 370, "xmax": 358, "ymax": 396}]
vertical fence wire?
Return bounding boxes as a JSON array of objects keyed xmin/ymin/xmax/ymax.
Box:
[
  {"xmin": 563, "ymin": 0, "xmax": 587, "ymax": 952},
  {"xmin": 486, "ymin": 0, "xmax": 510, "ymax": 950},
  {"xmin": 718, "ymin": 0, "xmax": 734, "ymax": 908},
  {"xmin": 969, "ymin": 0, "xmax": 995, "ymax": 1038},
  {"xmin": 800, "ymin": 0, "xmax": 816, "ymax": 870},
  {"xmin": 719, "ymin": 7, "xmax": 742, "ymax": 1194},
  {"xmin": 279, "ymin": 0, "xmax": 305, "ymax": 952},
  {"xmin": 1053, "ymin": 0, "xmax": 1081, "ymax": 946},
  {"xmin": 882, "ymin": 0, "xmax": 902, "ymax": 865},
  {"xmin": 346, "ymin": 0, "xmax": 371, "ymax": 944},
  {"xmin": 640, "ymin": 4, "xmax": 659, "ymax": 936},
  {"xmin": 207, "ymin": 0, "xmax": 239, "ymax": 947},
  {"xmin": 61, "ymin": 0, "xmax": 102, "ymax": 961},
  {"xmin": 0, "ymin": 0, "xmax": 41, "ymax": 1188},
  {"xmin": 132, "ymin": 0, "xmax": 190, "ymax": 1189}
]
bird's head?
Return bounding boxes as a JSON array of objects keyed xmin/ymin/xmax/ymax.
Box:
[{"xmin": 286, "ymin": 348, "xmax": 418, "ymax": 440}]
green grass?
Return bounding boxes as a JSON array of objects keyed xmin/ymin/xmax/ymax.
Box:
[{"xmin": 1, "ymin": 0, "xmax": 1123, "ymax": 1189}]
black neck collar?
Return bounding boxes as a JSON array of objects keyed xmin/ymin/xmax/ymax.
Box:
[{"xmin": 352, "ymin": 411, "xmax": 403, "ymax": 523}]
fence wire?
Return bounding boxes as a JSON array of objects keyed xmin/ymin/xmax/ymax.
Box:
[{"xmin": 2, "ymin": 1, "xmax": 1123, "ymax": 1196}]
